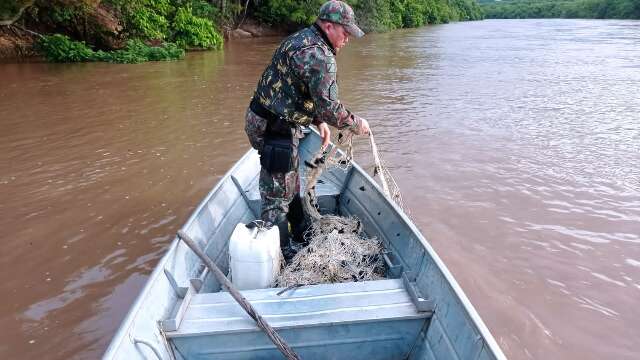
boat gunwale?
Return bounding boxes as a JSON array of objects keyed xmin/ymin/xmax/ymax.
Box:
[
  {"xmin": 103, "ymin": 148, "xmax": 259, "ymax": 358},
  {"xmin": 344, "ymin": 158, "xmax": 508, "ymax": 360}
]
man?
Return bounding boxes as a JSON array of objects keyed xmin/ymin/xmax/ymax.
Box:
[{"xmin": 245, "ymin": 0, "xmax": 370, "ymax": 254}]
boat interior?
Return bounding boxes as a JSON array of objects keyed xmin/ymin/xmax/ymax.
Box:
[{"xmin": 112, "ymin": 130, "xmax": 501, "ymax": 360}]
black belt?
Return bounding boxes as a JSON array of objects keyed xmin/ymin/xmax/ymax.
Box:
[
  {"xmin": 250, "ymin": 97, "xmax": 295, "ymax": 137},
  {"xmin": 250, "ymin": 97, "xmax": 279, "ymax": 123}
]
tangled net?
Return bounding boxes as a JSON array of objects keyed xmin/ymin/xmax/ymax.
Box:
[
  {"xmin": 276, "ymin": 130, "xmax": 392, "ymax": 287},
  {"xmin": 276, "ymin": 216, "xmax": 385, "ymax": 287},
  {"xmin": 302, "ymin": 130, "xmax": 354, "ymax": 222}
]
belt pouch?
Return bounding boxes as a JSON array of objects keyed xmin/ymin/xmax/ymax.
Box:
[{"xmin": 261, "ymin": 136, "xmax": 293, "ymax": 173}]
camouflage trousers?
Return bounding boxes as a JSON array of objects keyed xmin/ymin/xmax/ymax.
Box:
[
  {"xmin": 245, "ymin": 108, "xmax": 301, "ymax": 225},
  {"xmin": 259, "ymin": 166, "xmax": 300, "ymax": 225}
]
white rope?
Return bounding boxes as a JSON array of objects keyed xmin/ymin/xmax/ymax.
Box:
[
  {"xmin": 369, "ymin": 131, "xmax": 391, "ymax": 198},
  {"xmin": 369, "ymin": 131, "xmax": 405, "ymax": 211}
]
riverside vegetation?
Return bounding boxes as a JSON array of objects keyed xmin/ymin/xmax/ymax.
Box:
[
  {"xmin": 480, "ymin": 0, "xmax": 640, "ymax": 19},
  {"xmin": 1, "ymin": 0, "xmax": 483, "ymax": 63}
]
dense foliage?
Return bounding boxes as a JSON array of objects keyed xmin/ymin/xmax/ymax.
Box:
[
  {"xmin": 254, "ymin": 0, "xmax": 484, "ymax": 31},
  {"xmin": 103, "ymin": 0, "xmax": 224, "ymax": 48},
  {"xmin": 173, "ymin": 6, "xmax": 223, "ymax": 48},
  {"xmin": 37, "ymin": 34, "xmax": 185, "ymax": 63},
  {"xmin": 16, "ymin": 0, "xmax": 485, "ymax": 63},
  {"xmin": 255, "ymin": 0, "xmax": 325, "ymax": 26},
  {"xmin": 36, "ymin": 34, "xmax": 95, "ymax": 62},
  {"xmin": 29, "ymin": 0, "xmax": 222, "ymax": 62},
  {"xmin": 356, "ymin": 0, "xmax": 484, "ymax": 30},
  {"xmin": 481, "ymin": 0, "xmax": 640, "ymax": 19}
]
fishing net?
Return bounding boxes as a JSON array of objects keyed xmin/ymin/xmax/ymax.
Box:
[
  {"xmin": 276, "ymin": 129, "xmax": 402, "ymax": 287},
  {"xmin": 276, "ymin": 216, "xmax": 385, "ymax": 287},
  {"xmin": 301, "ymin": 130, "xmax": 354, "ymax": 222},
  {"xmin": 369, "ymin": 132, "xmax": 407, "ymax": 213}
]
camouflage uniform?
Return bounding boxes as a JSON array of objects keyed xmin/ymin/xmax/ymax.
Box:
[
  {"xmin": 244, "ymin": 1, "xmax": 365, "ymax": 231},
  {"xmin": 245, "ymin": 108, "xmax": 303, "ymax": 226}
]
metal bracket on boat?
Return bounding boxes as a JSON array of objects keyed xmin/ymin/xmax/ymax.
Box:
[
  {"xmin": 164, "ymin": 268, "xmax": 187, "ymax": 299},
  {"xmin": 160, "ymin": 283, "xmax": 196, "ymax": 332},
  {"xmin": 190, "ymin": 264, "xmax": 209, "ymax": 292},
  {"xmin": 402, "ymin": 272, "xmax": 435, "ymax": 313},
  {"xmin": 190, "ymin": 277, "xmax": 203, "ymax": 292},
  {"xmin": 231, "ymin": 175, "xmax": 259, "ymax": 219},
  {"xmin": 382, "ymin": 251, "xmax": 404, "ymax": 279}
]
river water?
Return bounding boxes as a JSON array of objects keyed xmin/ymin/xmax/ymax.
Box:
[{"xmin": 1, "ymin": 19, "xmax": 639, "ymax": 359}]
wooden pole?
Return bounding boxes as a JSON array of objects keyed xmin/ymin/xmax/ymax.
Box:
[
  {"xmin": 176, "ymin": 230, "xmax": 301, "ymax": 360},
  {"xmin": 369, "ymin": 131, "xmax": 391, "ymax": 198}
]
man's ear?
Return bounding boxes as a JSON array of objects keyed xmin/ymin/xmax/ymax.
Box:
[{"xmin": 325, "ymin": 22, "xmax": 333, "ymax": 33}]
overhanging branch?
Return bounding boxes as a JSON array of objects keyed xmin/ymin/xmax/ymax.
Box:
[{"xmin": 0, "ymin": 0, "xmax": 35, "ymax": 26}]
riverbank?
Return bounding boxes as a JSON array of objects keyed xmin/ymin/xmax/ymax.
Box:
[
  {"xmin": 0, "ymin": 0, "xmax": 483, "ymax": 62},
  {"xmin": 0, "ymin": 25, "xmax": 37, "ymax": 60},
  {"xmin": 0, "ymin": 21, "xmax": 286, "ymax": 62},
  {"xmin": 0, "ymin": 20, "xmax": 284, "ymax": 62}
]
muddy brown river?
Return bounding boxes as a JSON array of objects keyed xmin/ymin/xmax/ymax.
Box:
[{"xmin": 1, "ymin": 19, "xmax": 639, "ymax": 359}]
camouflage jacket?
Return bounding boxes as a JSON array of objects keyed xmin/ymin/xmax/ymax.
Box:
[{"xmin": 252, "ymin": 24, "xmax": 359, "ymax": 133}]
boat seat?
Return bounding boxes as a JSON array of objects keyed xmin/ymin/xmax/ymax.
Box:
[
  {"xmin": 313, "ymin": 178, "xmax": 341, "ymax": 214},
  {"xmin": 166, "ymin": 279, "xmax": 431, "ymax": 360}
]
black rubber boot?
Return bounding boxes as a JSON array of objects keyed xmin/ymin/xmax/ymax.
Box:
[
  {"xmin": 277, "ymin": 220, "xmax": 296, "ymax": 261},
  {"xmin": 287, "ymin": 194, "xmax": 309, "ymax": 245}
]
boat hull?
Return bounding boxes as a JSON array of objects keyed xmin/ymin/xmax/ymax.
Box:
[{"xmin": 103, "ymin": 130, "xmax": 506, "ymax": 360}]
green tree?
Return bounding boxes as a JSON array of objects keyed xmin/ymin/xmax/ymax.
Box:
[{"xmin": 482, "ymin": 0, "xmax": 640, "ymax": 19}]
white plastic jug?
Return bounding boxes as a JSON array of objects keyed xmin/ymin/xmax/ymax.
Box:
[{"xmin": 229, "ymin": 222, "xmax": 281, "ymax": 290}]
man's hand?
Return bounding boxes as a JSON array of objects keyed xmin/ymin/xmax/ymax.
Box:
[
  {"xmin": 354, "ymin": 117, "xmax": 370, "ymax": 136},
  {"xmin": 318, "ymin": 122, "xmax": 331, "ymax": 150}
]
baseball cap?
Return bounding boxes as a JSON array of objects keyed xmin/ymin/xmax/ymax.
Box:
[{"xmin": 318, "ymin": 1, "xmax": 365, "ymax": 38}]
